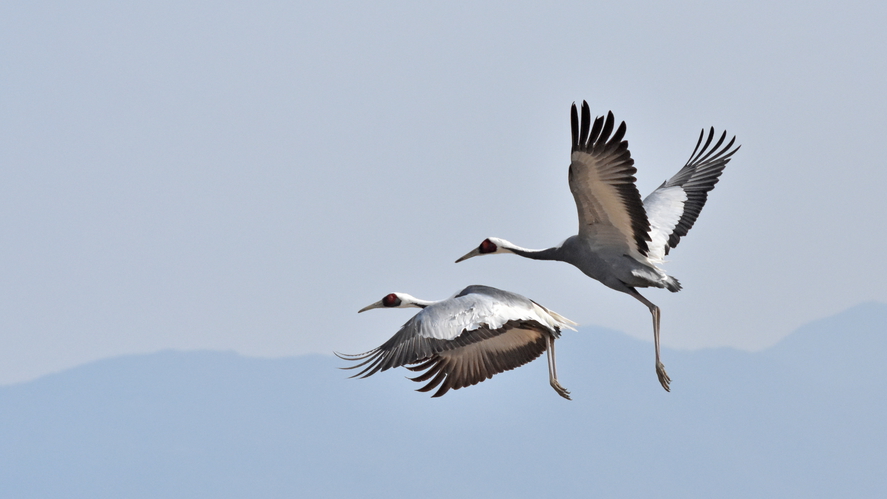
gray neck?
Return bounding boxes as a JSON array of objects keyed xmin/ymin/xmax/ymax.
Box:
[
  {"xmin": 410, "ymin": 299, "xmax": 436, "ymax": 309},
  {"xmin": 510, "ymin": 246, "xmax": 564, "ymax": 261}
]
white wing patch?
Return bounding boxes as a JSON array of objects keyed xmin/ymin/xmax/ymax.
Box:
[
  {"xmin": 414, "ymin": 293, "xmax": 572, "ymax": 340},
  {"xmin": 643, "ymin": 185, "xmax": 687, "ymax": 263}
]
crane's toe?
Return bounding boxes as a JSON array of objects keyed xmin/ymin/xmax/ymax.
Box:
[
  {"xmin": 551, "ymin": 380, "xmax": 571, "ymax": 400},
  {"xmin": 656, "ymin": 362, "xmax": 671, "ymax": 392}
]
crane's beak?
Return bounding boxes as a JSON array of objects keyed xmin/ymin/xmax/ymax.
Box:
[
  {"xmin": 455, "ymin": 248, "xmax": 480, "ymax": 263},
  {"xmin": 358, "ymin": 300, "xmax": 384, "ymax": 313}
]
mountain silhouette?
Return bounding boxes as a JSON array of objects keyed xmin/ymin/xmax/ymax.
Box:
[{"xmin": 1, "ymin": 302, "xmax": 885, "ymax": 498}]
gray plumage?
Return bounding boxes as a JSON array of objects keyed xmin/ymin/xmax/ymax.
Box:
[
  {"xmin": 337, "ymin": 285, "xmax": 576, "ymax": 399},
  {"xmin": 456, "ymin": 101, "xmax": 739, "ymax": 392}
]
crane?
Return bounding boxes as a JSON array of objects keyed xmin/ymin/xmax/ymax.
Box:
[
  {"xmin": 456, "ymin": 101, "xmax": 739, "ymax": 391},
  {"xmin": 337, "ymin": 285, "xmax": 577, "ymax": 399}
]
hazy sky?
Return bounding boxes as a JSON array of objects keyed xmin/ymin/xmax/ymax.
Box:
[{"xmin": 2, "ymin": 1, "xmax": 885, "ymax": 384}]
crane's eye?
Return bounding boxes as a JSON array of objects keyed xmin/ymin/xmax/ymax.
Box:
[
  {"xmin": 479, "ymin": 239, "xmax": 498, "ymax": 254},
  {"xmin": 382, "ymin": 293, "xmax": 401, "ymax": 307}
]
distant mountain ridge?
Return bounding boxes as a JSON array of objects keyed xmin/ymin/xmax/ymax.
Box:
[{"xmin": 1, "ymin": 302, "xmax": 885, "ymax": 498}]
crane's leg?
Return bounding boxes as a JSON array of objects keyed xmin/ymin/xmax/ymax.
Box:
[
  {"xmin": 628, "ymin": 289, "xmax": 671, "ymax": 392},
  {"xmin": 546, "ymin": 335, "xmax": 571, "ymax": 400}
]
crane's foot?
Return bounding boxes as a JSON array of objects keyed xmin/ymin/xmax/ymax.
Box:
[
  {"xmin": 550, "ymin": 379, "xmax": 572, "ymax": 400},
  {"xmin": 656, "ymin": 361, "xmax": 671, "ymax": 392}
]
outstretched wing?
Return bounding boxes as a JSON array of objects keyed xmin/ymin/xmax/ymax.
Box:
[
  {"xmin": 643, "ymin": 127, "xmax": 739, "ymax": 261},
  {"xmin": 404, "ymin": 321, "xmax": 549, "ymax": 397},
  {"xmin": 337, "ymin": 286, "xmax": 573, "ymax": 397},
  {"xmin": 569, "ymin": 101, "xmax": 650, "ymax": 257}
]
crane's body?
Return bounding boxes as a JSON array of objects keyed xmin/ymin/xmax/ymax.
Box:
[
  {"xmin": 338, "ymin": 285, "xmax": 577, "ymax": 399},
  {"xmin": 457, "ymin": 101, "xmax": 739, "ymax": 391}
]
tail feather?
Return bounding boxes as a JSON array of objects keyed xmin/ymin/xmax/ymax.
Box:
[{"xmin": 665, "ymin": 276, "xmax": 682, "ymax": 292}]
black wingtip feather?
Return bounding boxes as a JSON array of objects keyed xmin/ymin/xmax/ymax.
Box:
[
  {"xmin": 571, "ymin": 102, "xmax": 579, "ymax": 152},
  {"xmin": 593, "ymin": 112, "xmax": 615, "ymax": 154},
  {"xmin": 611, "ymin": 120, "xmax": 627, "ymax": 146},
  {"xmin": 579, "ymin": 102, "xmax": 590, "ymax": 153},
  {"xmin": 587, "ymin": 115, "xmax": 604, "ymax": 151}
]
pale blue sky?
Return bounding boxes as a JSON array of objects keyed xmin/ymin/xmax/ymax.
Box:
[{"xmin": 2, "ymin": 0, "xmax": 885, "ymax": 384}]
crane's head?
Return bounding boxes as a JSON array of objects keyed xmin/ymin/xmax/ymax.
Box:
[
  {"xmin": 358, "ymin": 292, "xmax": 430, "ymax": 313},
  {"xmin": 455, "ymin": 237, "xmax": 513, "ymax": 263}
]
